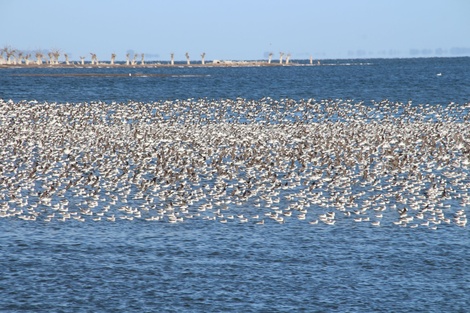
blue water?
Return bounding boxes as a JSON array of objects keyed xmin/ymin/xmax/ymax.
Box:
[
  {"xmin": 1, "ymin": 58, "xmax": 470, "ymax": 313},
  {"xmin": 2, "ymin": 57, "xmax": 469, "ymax": 104},
  {"xmin": 2, "ymin": 221, "xmax": 469, "ymax": 312}
]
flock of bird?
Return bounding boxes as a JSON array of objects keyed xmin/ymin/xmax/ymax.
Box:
[{"xmin": 0, "ymin": 97, "xmax": 469, "ymax": 229}]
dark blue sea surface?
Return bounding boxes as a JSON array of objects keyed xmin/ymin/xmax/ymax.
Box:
[
  {"xmin": 1, "ymin": 57, "xmax": 470, "ymax": 313},
  {"xmin": 1, "ymin": 57, "xmax": 469, "ymax": 105},
  {"xmin": 2, "ymin": 220, "xmax": 469, "ymax": 312}
]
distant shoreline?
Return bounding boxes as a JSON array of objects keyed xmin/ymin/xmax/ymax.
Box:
[{"xmin": 0, "ymin": 61, "xmax": 321, "ymax": 69}]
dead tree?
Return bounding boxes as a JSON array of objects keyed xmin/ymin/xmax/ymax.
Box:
[
  {"xmin": 285, "ymin": 53, "xmax": 291, "ymax": 65},
  {"xmin": 36, "ymin": 52, "xmax": 44, "ymax": 65}
]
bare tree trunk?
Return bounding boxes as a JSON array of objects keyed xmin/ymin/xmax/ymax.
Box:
[
  {"xmin": 0, "ymin": 48, "xmax": 6, "ymax": 65},
  {"xmin": 201, "ymin": 52, "xmax": 205, "ymax": 65},
  {"xmin": 126, "ymin": 54, "xmax": 130, "ymax": 66},
  {"xmin": 36, "ymin": 53, "xmax": 43, "ymax": 65},
  {"xmin": 131, "ymin": 54, "xmax": 137, "ymax": 65},
  {"xmin": 285, "ymin": 53, "xmax": 291, "ymax": 65},
  {"xmin": 268, "ymin": 53, "xmax": 273, "ymax": 64},
  {"xmin": 7, "ymin": 51, "xmax": 16, "ymax": 64},
  {"xmin": 80, "ymin": 56, "xmax": 85, "ymax": 65},
  {"xmin": 53, "ymin": 51, "xmax": 60, "ymax": 64},
  {"xmin": 279, "ymin": 52, "xmax": 284, "ymax": 64},
  {"xmin": 65, "ymin": 54, "xmax": 70, "ymax": 65},
  {"xmin": 185, "ymin": 52, "xmax": 190, "ymax": 65},
  {"xmin": 141, "ymin": 53, "xmax": 145, "ymax": 65},
  {"xmin": 90, "ymin": 53, "xmax": 98, "ymax": 65}
]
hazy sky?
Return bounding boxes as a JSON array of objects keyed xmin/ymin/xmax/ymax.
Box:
[{"xmin": 1, "ymin": 0, "xmax": 469, "ymax": 61}]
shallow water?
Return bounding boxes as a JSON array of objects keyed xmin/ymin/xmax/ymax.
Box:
[{"xmin": 1, "ymin": 57, "xmax": 470, "ymax": 312}]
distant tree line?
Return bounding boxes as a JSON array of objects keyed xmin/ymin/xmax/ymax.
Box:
[{"xmin": 1, "ymin": 46, "xmax": 320, "ymax": 66}]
